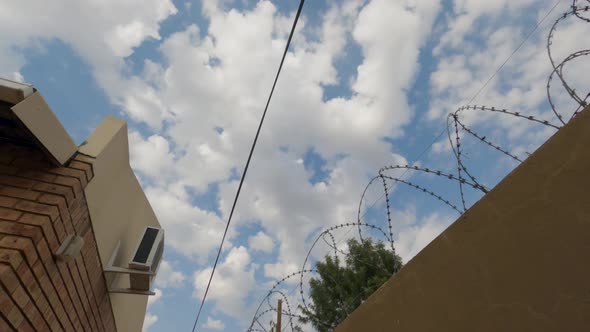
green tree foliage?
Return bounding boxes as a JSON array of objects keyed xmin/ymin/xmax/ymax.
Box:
[{"xmin": 299, "ymin": 238, "xmax": 403, "ymax": 331}]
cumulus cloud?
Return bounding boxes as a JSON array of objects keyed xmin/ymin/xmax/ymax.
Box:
[
  {"xmin": 142, "ymin": 313, "xmax": 158, "ymax": 332},
  {"xmin": 0, "ymin": 0, "xmax": 177, "ymax": 98},
  {"xmin": 248, "ymin": 231, "xmax": 275, "ymax": 253},
  {"xmin": 145, "ymin": 185, "xmax": 231, "ymax": 262},
  {"xmin": 264, "ymin": 261, "xmax": 300, "ymax": 283},
  {"xmin": 435, "ymin": 0, "xmax": 537, "ymax": 51},
  {"xmin": 147, "ymin": 288, "xmax": 163, "ymax": 307},
  {"xmin": 144, "ymin": 287, "xmax": 162, "ymax": 331},
  {"xmin": 155, "ymin": 261, "xmax": 186, "ymax": 288},
  {"xmin": 203, "ymin": 317, "xmax": 225, "ymax": 330},
  {"xmin": 394, "ymin": 212, "xmax": 454, "ymax": 262},
  {"xmin": 11, "ymin": 72, "xmax": 24, "ymax": 83},
  {"xmin": 133, "ymin": 0, "xmax": 436, "ymax": 322},
  {"xmin": 5, "ymin": 0, "xmax": 582, "ymax": 330},
  {"xmin": 129, "ymin": 131, "xmax": 175, "ymax": 182},
  {"xmin": 113, "ymin": 0, "xmax": 423, "ymax": 280},
  {"xmin": 194, "ymin": 246, "xmax": 256, "ymax": 320},
  {"xmin": 427, "ymin": 0, "xmax": 590, "ymax": 160}
]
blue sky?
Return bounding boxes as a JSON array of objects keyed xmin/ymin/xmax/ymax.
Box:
[{"xmin": 1, "ymin": 0, "xmax": 587, "ymax": 331}]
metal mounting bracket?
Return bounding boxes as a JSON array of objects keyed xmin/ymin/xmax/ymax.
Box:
[{"xmin": 104, "ymin": 241, "xmax": 156, "ymax": 296}]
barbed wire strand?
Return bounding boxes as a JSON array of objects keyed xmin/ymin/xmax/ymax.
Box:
[
  {"xmin": 353, "ymin": 0, "xmax": 563, "ymax": 232},
  {"xmin": 247, "ymin": 1, "xmax": 590, "ymax": 331}
]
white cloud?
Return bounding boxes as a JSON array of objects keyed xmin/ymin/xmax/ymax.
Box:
[
  {"xmin": 155, "ymin": 261, "xmax": 186, "ymax": 288},
  {"xmin": 11, "ymin": 72, "xmax": 24, "ymax": 83},
  {"xmin": 142, "ymin": 313, "xmax": 158, "ymax": 332},
  {"xmin": 147, "ymin": 288, "xmax": 163, "ymax": 307},
  {"xmin": 123, "ymin": 87, "xmax": 172, "ymax": 130},
  {"xmin": 426, "ymin": 0, "xmax": 589, "ymax": 165},
  {"xmin": 203, "ymin": 317, "xmax": 225, "ymax": 330},
  {"xmin": 194, "ymin": 246, "xmax": 256, "ymax": 321},
  {"xmin": 0, "ymin": 0, "xmax": 177, "ymax": 94},
  {"xmin": 113, "ymin": 0, "xmax": 419, "ymax": 284},
  {"xmin": 129, "ymin": 131, "xmax": 175, "ymax": 182},
  {"xmin": 6, "ymin": 0, "xmax": 581, "ymax": 330},
  {"xmin": 394, "ymin": 212, "xmax": 454, "ymax": 262},
  {"xmin": 145, "ymin": 186, "xmax": 231, "ymax": 262},
  {"xmin": 263, "ymin": 261, "xmax": 299, "ymax": 283},
  {"xmin": 248, "ymin": 231, "xmax": 274, "ymax": 253},
  {"xmin": 435, "ymin": 0, "xmax": 537, "ymax": 52}
]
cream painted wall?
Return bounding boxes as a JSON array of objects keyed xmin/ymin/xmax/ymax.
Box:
[
  {"xmin": 10, "ymin": 91, "xmax": 77, "ymax": 165},
  {"xmin": 82, "ymin": 117, "xmax": 162, "ymax": 332}
]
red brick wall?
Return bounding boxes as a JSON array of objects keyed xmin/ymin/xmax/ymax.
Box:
[{"xmin": 0, "ymin": 142, "xmax": 116, "ymax": 331}]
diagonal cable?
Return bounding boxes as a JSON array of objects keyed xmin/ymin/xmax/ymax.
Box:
[{"xmin": 190, "ymin": 1, "xmax": 306, "ymax": 331}]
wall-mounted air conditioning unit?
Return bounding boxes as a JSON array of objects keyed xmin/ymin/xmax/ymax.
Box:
[
  {"xmin": 104, "ymin": 227, "xmax": 164, "ymax": 296},
  {"xmin": 128, "ymin": 227, "xmax": 164, "ymax": 291}
]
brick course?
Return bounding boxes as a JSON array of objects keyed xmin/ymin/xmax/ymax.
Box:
[{"xmin": 0, "ymin": 141, "xmax": 116, "ymax": 331}]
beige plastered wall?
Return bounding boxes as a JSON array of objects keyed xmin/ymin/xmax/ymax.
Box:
[
  {"xmin": 336, "ymin": 107, "xmax": 590, "ymax": 332},
  {"xmin": 80, "ymin": 117, "xmax": 161, "ymax": 332},
  {"xmin": 10, "ymin": 91, "xmax": 77, "ymax": 165}
]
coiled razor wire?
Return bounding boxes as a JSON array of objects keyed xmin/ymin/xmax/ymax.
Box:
[
  {"xmin": 547, "ymin": 3, "xmax": 590, "ymax": 123},
  {"xmin": 247, "ymin": 2, "xmax": 589, "ymax": 330}
]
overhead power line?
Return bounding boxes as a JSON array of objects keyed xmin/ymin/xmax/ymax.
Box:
[{"xmin": 190, "ymin": 1, "xmax": 306, "ymax": 331}]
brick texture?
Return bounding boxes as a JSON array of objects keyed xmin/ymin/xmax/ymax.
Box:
[{"xmin": 0, "ymin": 141, "xmax": 116, "ymax": 331}]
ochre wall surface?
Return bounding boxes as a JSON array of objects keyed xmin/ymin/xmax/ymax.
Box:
[
  {"xmin": 0, "ymin": 141, "xmax": 116, "ymax": 331},
  {"xmin": 336, "ymin": 108, "xmax": 590, "ymax": 332},
  {"xmin": 80, "ymin": 116, "xmax": 161, "ymax": 332}
]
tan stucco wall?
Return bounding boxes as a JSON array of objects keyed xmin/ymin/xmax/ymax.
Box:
[
  {"xmin": 10, "ymin": 91, "xmax": 77, "ymax": 165},
  {"xmin": 0, "ymin": 77, "xmax": 34, "ymax": 104},
  {"xmin": 336, "ymin": 108, "xmax": 590, "ymax": 332},
  {"xmin": 81, "ymin": 117, "xmax": 161, "ymax": 332}
]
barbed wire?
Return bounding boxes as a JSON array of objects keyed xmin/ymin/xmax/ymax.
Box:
[
  {"xmin": 264, "ymin": 290, "xmax": 296, "ymax": 332},
  {"xmin": 246, "ymin": 2, "xmax": 588, "ymax": 331},
  {"xmin": 573, "ymin": 0, "xmax": 590, "ymax": 22},
  {"xmin": 547, "ymin": 3, "xmax": 590, "ymax": 123}
]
